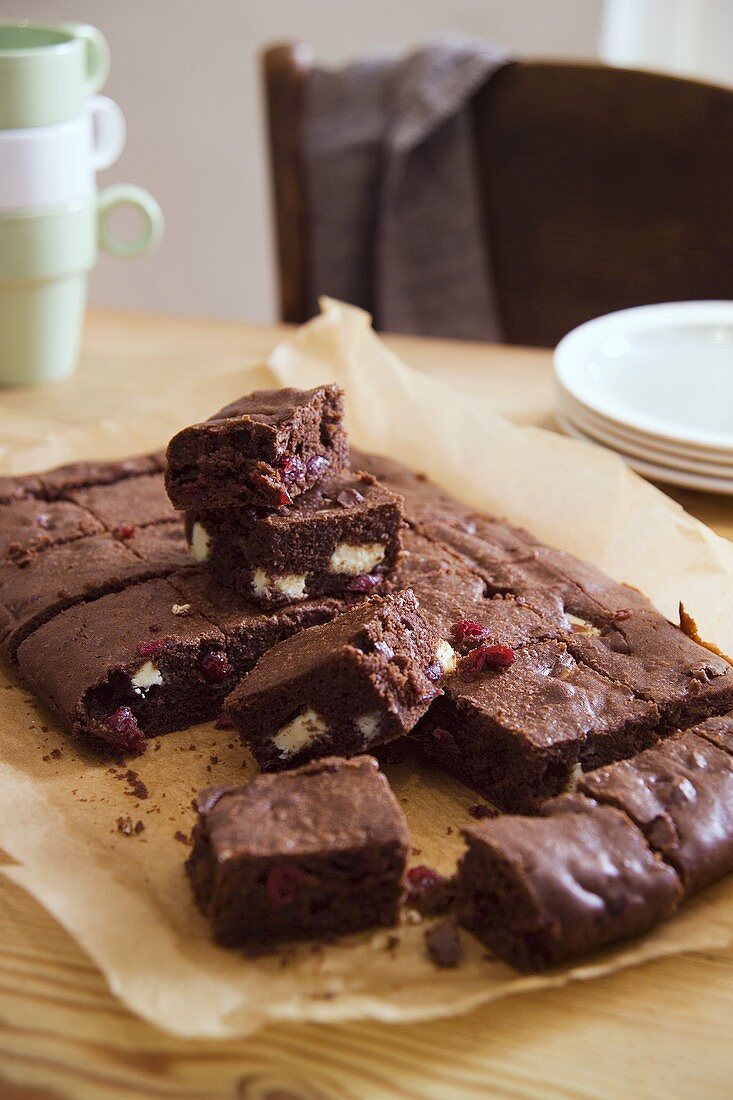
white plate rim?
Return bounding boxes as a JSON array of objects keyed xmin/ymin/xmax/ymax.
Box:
[
  {"xmin": 556, "ymin": 390, "xmax": 733, "ymax": 476},
  {"xmin": 554, "ymin": 301, "xmax": 733, "ymax": 451},
  {"xmin": 555, "ymin": 381, "xmax": 733, "ymax": 462},
  {"xmin": 557, "ymin": 412, "xmax": 733, "ymax": 494}
]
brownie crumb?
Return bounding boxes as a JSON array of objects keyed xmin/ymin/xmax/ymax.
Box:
[
  {"xmin": 386, "ymin": 934, "xmax": 400, "ymax": 952},
  {"xmin": 41, "ymin": 725, "xmax": 49, "ymax": 733},
  {"xmin": 468, "ymin": 803, "xmax": 498, "ymax": 820},
  {"xmin": 406, "ymin": 865, "xmax": 454, "ymax": 916},
  {"xmin": 425, "ymin": 919, "xmax": 463, "ymax": 968},
  {"xmin": 124, "ymin": 770, "xmax": 149, "ymax": 800},
  {"xmin": 209, "ymin": 755, "xmax": 219, "ymax": 765},
  {"xmin": 117, "ymin": 816, "xmax": 145, "ymax": 836},
  {"xmin": 174, "ymin": 829, "xmax": 192, "ymax": 846}
]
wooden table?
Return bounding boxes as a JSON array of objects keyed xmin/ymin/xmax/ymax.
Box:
[{"xmin": 2, "ymin": 310, "xmax": 732, "ymax": 1099}]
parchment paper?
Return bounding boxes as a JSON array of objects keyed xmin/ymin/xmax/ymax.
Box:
[{"xmin": 2, "ymin": 297, "xmax": 733, "ymax": 1040}]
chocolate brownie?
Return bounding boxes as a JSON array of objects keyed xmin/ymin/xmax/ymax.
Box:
[
  {"xmin": 0, "ymin": 498, "xmax": 103, "ymax": 563},
  {"xmin": 16, "ymin": 578, "xmax": 235, "ymax": 754},
  {"xmin": 693, "ymin": 713, "xmax": 733, "ymax": 756},
  {"xmin": 166, "ymin": 386, "xmax": 347, "ymax": 509},
  {"xmin": 0, "ymin": 535, "xmax": 158, "ymax": 661},
  {"xmin": 124, "ymin": 520, "xmax": 190, "ymax": 573},
  {"xmin": 564, "ymin": 609, "xmax": 733, "ymax": 729},
  {"xmin": 456, "ymin": 802, "xmax": 681, "ymax": 971},
  {"xmin": 186, "ymin": 755, "xmax": 409, "ymax": 946},
  {"xmin": 185, "ymin": 471, "xmax": 403, "ymax": 607},
  {"xmin": 66, "ymin": 473, "xmax": 177, "ymax": 530},
  {"xmin": 0, "ymin": 473, "xmax": 44, "ymax": 505},
  {"xmin": 38, "ymin": 452, "xmax": 165, "ymax": 499},
  {"xmin": 572, "ymin": 727, "xmax": 733, "ymax": 895},
  {"xmin": 225, "ymin": 590, "xmax": 452, "ymax": 770},
  {"xmin": 169, "ymin": 566, "xmax": 343, "ymax": 676},
  {"xmin": 421, "ymin": 640, "xmax": 659, "ymax": 812}
]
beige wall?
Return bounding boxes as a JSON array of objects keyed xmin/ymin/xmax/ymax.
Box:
[{"xmin": 6, "ymin": 1, "xmax": 603, "ymax": 321}]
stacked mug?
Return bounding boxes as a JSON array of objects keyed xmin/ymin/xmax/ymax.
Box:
[{"xmin": 0, "ymin": 21, "xmax": 163, "ymax": 385}]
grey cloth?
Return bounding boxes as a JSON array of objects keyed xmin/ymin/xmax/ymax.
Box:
[{"xmin": 303, "ymin": 37, "xmax": 510, "ymax": 341}]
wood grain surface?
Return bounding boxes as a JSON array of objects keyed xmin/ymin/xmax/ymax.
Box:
[{"xmin": 1, "ymin": 309, "xmax": 732, "ymax": 1099}]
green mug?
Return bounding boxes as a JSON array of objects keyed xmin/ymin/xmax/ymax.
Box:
[
  {"xmin": 0, "ymin": 186, "xmax": 164, "ymax": 386},
  {"xmin": 0, "ymin": 21, "xmax": 110, "ymax": 128}
]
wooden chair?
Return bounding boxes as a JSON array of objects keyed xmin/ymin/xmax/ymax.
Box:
[{"xmin": 262, "ymin": 45, "xmax": 733, "ymax": 346}]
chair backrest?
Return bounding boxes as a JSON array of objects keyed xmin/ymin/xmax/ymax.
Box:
[{"xmin": 262, "ymin": 46, "xmax": 733, "ymax": 345}]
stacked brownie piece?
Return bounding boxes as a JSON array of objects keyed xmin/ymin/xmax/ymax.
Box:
[{"xmin": 166, "ymin": 386, "xmax": 403, "ymax": 606}]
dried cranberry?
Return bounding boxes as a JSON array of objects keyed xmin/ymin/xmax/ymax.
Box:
[
  {"xmin": 347, "ymin": 573, "xmax": 382, "ymax": 593},
  {"xmin": 101, "ymin": 707, "xmax": 145, "ymax": 754},
  {"xmin": 461, "ymin": 643, "xmax": 516, "ymax": 680},
  {"xmin": 114, "ymin": 524, "xmax": 136, "ymax": 539},
  {"xmin": 452, "ymin": 619, "xmax": 489, "ymax": 645},
  {"xmin": 199, "ymin": 651, "xmax": 232, "ymax": 682},
  {"xmin": 276, "ymin": 486, "xmax": 292, "ymax": 507},
  {"xmin": 306, "ymin": 454, "xmax": 329, "ymax": 480},
  {"xmin": 266, "ymin": 863, "xmax": 305, "ymax": 907},
  {"xmin": 424, "ymin": 661, "xmax": 443, "ymax": 682},
  {"xmin": 406, "ymin": 865, "xmax": 446, "ymax": 906},
  {"xmin": 136, "ymin": 637, "xmax": 169, "ymax": 658},
  {"xmin": 279, "ymin": 455, "xmax": 306, "ymax": 485},
  {"xmin": 614, "ymin": 609, "xmax": 632, "ymax": 622}
]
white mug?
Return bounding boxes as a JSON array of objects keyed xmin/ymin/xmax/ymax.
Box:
[{"xmin": 0, "ymin": 94, "xmax": 125, "ymax": 211}]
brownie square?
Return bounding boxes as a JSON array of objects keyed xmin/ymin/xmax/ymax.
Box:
[
  {"xmin": 125, "ymin": 520, "xmax": 191, "ymax": 573},
  {"xmin": 66, "ymin": 473, "xmax": 177, "ymax": 531},
  {"xmin": 421, "ymin": 639, "xmax": 660, "ymax": 812},
  {"xmin": 16, "ymin": 578, "xmax": 235, "ymax": 754},
  {"xmin": 186, "ymin": 755, "xmax": 409, "ymax": 946},
  {"xmin": 186, "ymin": 471, "xmax": 403, "ymax": 607},
  {"xmin": 0, "ymin": 535, "xmax": 158, "ymax": 661},
  {"xmin": 225, "ymin": 590, "xmax": 450, "ymax": 770},
  {"xmin": 166, "ymin": 385, "xmax": 348, "ymax": 509},
  {"xmin": 37, "ymin": 452, "xmax": 166, "ymax": 499},
  {"xmin": 574, "ymin": 727, "xmax": 733, "ymax": 896},
  {"xmin": 456, "ymin": 802, "xmax": 681, "ymax": 971},
  {"xmin": 169, "ymin": 567, "xmax": 343, "ymax": 676},
  {"xmin": 565, "ymin": 609, "xmax": 733, "ymax": 728},
  {"xmin": 0, "ymin": 498, "xmax": 103, "ymax": 563}
]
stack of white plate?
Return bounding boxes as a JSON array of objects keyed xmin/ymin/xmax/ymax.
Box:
[{"xmin": 554, "ymin": 302, "xmax": 733, "ymax": 494}]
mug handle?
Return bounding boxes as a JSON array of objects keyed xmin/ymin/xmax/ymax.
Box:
[
  {"xmin": 59, "ymin": 22, "xmax": 111, "ymax": 96},
  {"xmin": 88, "ymin": 96, "xmax": 126, "ymax": 171},
  {"xmin": 98, "ymin": 184, "xmax": 164, "ymax": 259}
]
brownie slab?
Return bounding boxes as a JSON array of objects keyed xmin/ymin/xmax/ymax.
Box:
[
  {"xmin": 456, "ymin": 803, "xmax": 681, "ymax": 971},
  {"xmin": 16, "ymin": 578, "xmax": 235, "ymax": 754},
  {"xmin": 0, "ymin": 498, "xmax": 103, "ymax": 563},
  {"xmin": 225, "ymin": 590, "xmax": 451, "ymax": 770},
  {"xmin": 186, "ymin": 756, "xmax": 409, "ymax": 946},
  {"xmin": 0, "ymin": 535, "xmax": 158, "ymax": 661},
  {"xmin": 186, "ymin": 471, "xmax": 403, "ymax": 607},
  {"xmin": 166, "ymin": 385, "xmax": 348, "ymax": 509},
  {"xmin": 421, "ymin": 639, "xmax": 659, "ymax": 812},
  {"xmin": 574, "ymin": 727, "xmax": 733, "ymax": 895}
]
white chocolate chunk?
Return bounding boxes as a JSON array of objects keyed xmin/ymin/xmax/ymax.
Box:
[
  {"xmin": 356, "ymin": 712, "xmax": 381, "ymax": 743},
  {"xmin": 252, "ymin": 568, "xmax": 306, "ymax": 601},
  {"xmin": 131, "ymin": 661, "xmax": 163, "ymax": 692},
  {"xmin": 435, "ymin": 639, "xmax": 457, "ymax": 674},
  {"xmin": 566, "ymin": 613, "xmax": 601, "ymax": 636},
  {"xmin": 274, "ymin": 573, "xmax": 307, "ymax": 600},
  {"xmin": 171, "ymin": 603, "xmax": 191, "ymax": 616},
  {"xmin": 252, "ymin": 568, "xmax": 270, "ymax": 597},
  {"xmin": 328, "ymin": 541, "xmax": 385, "ymax": 576},
  {"xmin": 189, "ymin": 521, "xmax": 211, "ymax": 562},
  {"xmin": 273, "ymin": 708, "xmax": 328, "ymax": 757}
]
